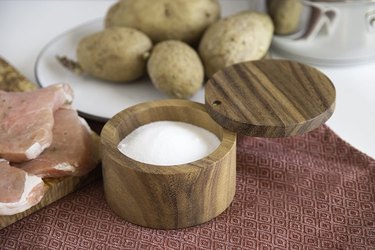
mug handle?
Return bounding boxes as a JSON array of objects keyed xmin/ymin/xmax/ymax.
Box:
[{"xmin": 298, "ymin": 2, "xmax": 338, "ymax": 41}]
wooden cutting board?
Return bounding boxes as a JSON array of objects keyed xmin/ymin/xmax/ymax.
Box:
[
  {"xmin": 0, "ymin": 168, "xmax": 101, "ymax": 230},
  {"xmin": 0, "ymin": 57, "xmax": 102, "ymax": 230}
]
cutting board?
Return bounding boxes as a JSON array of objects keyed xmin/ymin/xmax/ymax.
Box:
[
  {"xmin": 0, "ymin": 57, "xmax": 102, "ymax": 230},
  {"xmin": 0, "ymin": 168, "xmax": 101, "ymax": 230}
]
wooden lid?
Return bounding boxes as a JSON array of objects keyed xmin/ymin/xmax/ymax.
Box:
[{"xmin": 204, "ymin": 60, "xmax": 336, "ymax": 137}]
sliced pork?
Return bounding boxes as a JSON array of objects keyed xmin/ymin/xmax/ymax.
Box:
[
  {"xmin": 0, "ymin": 159, "xmax": 47, "ymax": 215},
  {"xmin": 0, "ymin": 83, "xmax": 73, "ymax": 162},
  {"xmin": 16, "ymin": 107, "xmax": 99, "ymax": 178}
]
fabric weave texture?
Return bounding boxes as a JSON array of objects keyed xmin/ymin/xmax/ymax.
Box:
[{"xmin": 1, "ymin": 125, "xmax": 374, "ymax": 249}]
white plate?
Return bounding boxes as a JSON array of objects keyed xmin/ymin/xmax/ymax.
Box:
[
  {"xmin": 34, "ymin": 19, "xmax": 205, "ymax": 121},
  {"xmin": 35, "ymin": 0, "xmax": 255, "ymax": 121}
]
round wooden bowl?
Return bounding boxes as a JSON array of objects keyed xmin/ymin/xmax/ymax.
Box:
[{"xmin": 101, "ymin": 99, "xmax": 237, "ymax": 229}]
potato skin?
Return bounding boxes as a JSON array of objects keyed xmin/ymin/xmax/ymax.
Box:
[
  {"xmin": 199, "ymin": 11, "xmax": 274, "ymax": 77},
  {"xmin": 267, "ymin": 0, "xmax": 302, "ymax": 35},
  {"xmin": 76, "ymin": 27, "xmax": 152, "ymax": 82},
  {"xmin": 147, "ymin": 40, "xmax": 204, "ymax": 99},
  {"xmin": 105, "ymin": 0, "xmax": 220, "ymax": 45}
]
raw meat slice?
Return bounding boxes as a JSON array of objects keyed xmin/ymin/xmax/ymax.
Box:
[
  {"xmin": 0, "ymin": 159, "xmax": 47, "ymax": 215},
  {"xmin": 16, "ymin": 107, "xmax": 99, "ymax": 178},
  {"xmin": 0, "ymin": 83, "xmax": 73, "ymax": 162}
]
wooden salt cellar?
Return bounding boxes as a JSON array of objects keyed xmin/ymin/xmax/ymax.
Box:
[
  {"xmin": 101, "ymin": 100, "xmax": 237, "ymax": 229},
  {"xmin": 101, "ymin": 59, "xmax": 336, "ymax": 229}
]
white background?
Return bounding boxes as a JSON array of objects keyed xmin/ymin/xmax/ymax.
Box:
[{"xmin": 0, "ymin": 0, "xmax": 374, "ymax": 159}]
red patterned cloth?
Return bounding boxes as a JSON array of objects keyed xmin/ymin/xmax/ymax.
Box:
[{"xmin": 1, "ymin": 125, "xmax": 375, "ymax": 249}]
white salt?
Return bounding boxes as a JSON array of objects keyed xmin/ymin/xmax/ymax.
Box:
[{"xmin": 117, "ymin": 121, "xmax": 220, "ymax": 166}]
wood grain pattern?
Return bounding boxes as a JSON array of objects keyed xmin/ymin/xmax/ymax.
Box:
[
  {"xmin": 0, "ymin": 57, "xmax": 101, "ymax": 229},
  {"xmin": 205, "ymin": 59, "xmax": 336, "ymax": 137},
  {"xmin": 0, "ymin": 57, "xmax": 37, "ymax": 92},
  {"xmin": 101, "ymin": 100, "xmax": 237, "ymax": 229}
]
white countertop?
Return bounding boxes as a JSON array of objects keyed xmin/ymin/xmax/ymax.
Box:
[{"xmin": 1, "ymin": 0, "xmax": 374, "ymax": 159}]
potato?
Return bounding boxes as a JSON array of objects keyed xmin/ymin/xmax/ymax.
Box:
[
  {"xmin": 76, "ymin": 27, "xmax": 152, "ymax": 82},
  {"xmin": 199, "ymin": 11, "xmax": 274, "ymax": 77},
  {"xmin": 147, "ymin": 40, "xmax": 204, "ymax": 99},
  {"xmin": 267, "ymin": 0, "xmax": 302, "ymax": 35},
  {"xmin": 105, "ymin": 0, "xmax": 220, "ymax": 45}
]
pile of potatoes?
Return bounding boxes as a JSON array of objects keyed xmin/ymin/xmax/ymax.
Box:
[{"xmin": 76, "ymin": 0, "xmax": 274, "ymax": 99}]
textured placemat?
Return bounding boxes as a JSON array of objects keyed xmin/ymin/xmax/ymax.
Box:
[{"xmin": 1, "ymin": 125, "xmax": 374, "ymax": 249}]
